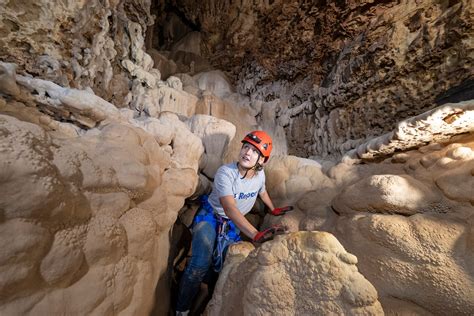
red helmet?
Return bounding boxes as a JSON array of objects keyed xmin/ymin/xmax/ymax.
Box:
[{"xmin": 241, "ymin": 130, "xmax": 273, "ymax": 162}]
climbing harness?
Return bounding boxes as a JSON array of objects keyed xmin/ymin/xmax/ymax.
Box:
[
  {"xmin": 193, "ymin": 195, "xmax": 241, "ymax": 272},
  {"xmin": 213, "ymin": 215, "xmax": 241, "ymax": 272}
]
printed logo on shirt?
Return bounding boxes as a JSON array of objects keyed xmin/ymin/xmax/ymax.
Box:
[{"xmin": 235, "ymin": 191, "xmax": 258, "ymax": 200}]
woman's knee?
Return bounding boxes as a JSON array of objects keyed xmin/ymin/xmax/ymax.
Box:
[{"xmin": 184, "ymin": 261, "xmax": 210, "ymax": 283}]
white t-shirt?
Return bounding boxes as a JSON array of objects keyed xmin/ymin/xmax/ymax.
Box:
[{"xmin": 208, "ymin": 163, "xmax": 266, "ymax": 218}]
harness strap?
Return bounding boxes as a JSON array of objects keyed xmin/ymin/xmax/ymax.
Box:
[
  {"xmin": 213, "ymin": 215, "xmax": 242, "ymax": 272},
  {"xmin": 193, "ymin": 195, "xmax": 241, "ymax": 272}
]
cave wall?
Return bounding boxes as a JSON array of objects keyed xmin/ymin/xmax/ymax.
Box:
[
  {"xmin": 5, "ymin": 0, "xmax": 470, "ymax": 160},
  {"xmin": 1, "ymin": 1, "xmax": 473, "ymax": 315},
  {"xmin": 0, "ymin": 106, "xmax": 202, "ymax": 315},
  {"xmin": 0, "ymin": 0, "xmax": 156, "ymax": 109},
  {"xmin": 0, "ymin": 1, "xmax": 265, "ymax": 313},
  {"xmin": 158, "ymin": 0, "xmax": 474, "ymax": 160},
  {"xmin": 257, "ymin": 120, "xmax": 474, "ymax": 315}
]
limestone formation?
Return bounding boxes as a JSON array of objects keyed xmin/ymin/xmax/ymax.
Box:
[
  {"xmin": 206, "ymin": 232, "xmax": 383, "ymax": 315},
  {"xmin": 343, "ymin": 100, "xmax": 474, "ymax": 163},
  {"xmin": 1, "ymin": 0, "xmax": 474, "ymax": 315},
  {"xmin": 335, "ymin": 213, "xmax": 474, "ymax": 315},
  {"xmin": 0, "ymin": 0, "xmax": 154, "ymax": 107},
  {"xmin": 196, "ymin": 95, "xmax": 258, "ymax": 162},
  {"xmin": 259, "ymin": 114, "xmax": 474, "ymax": 314},
  {"xmin": 16, "ymin": 73, "xmax": 122, "ymax": 127},
  {"xmin": 157, "ymin": 1, "xmax": 474, "ymax": 159},
  {"xmin": 186, "ymin": 114, "xmax": 236, "ymax": 178},
  {"xmin": 0, "ymin": 109, "xmax": 203, "ymax": 314},
  {"xmin": 332, "ymin": 174, "xmax": 442, "ymax": 216}
]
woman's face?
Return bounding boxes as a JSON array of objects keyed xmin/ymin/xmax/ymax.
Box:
[{"xmin": 239, "ymin": 142, "xmax": 264, "ymax": 168}]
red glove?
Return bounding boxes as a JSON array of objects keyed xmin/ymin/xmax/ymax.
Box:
[
  {"xmin": 270, "ymin": 206, "xmax": 294, "ymax": 216},
  {"xmin": 253, "ymin": 225, "xmax": 287, "ymax": 243}
]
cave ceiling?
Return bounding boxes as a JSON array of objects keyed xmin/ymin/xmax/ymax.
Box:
[
  {"xmin": 154, "ymin": 0, "xmax": 472, "ymax": 87},
  {"xmin": 153, "ymin": 0, "xmax": 473, "ymax": 158}
]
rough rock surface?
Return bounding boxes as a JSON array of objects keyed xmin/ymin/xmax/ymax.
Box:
[
  {"xmin": 343, "ymin": 100, "xmax": 474, "ymax": 162},
  {"xmin": 0, "ymin": 110, "xmax": 202, "ymax": 315},
  {"xmin": 206, "ymin": 232, "xmax": 383, "ymax": 315},
  {"xmin": 259, "ymin": 117, "xmax": 474, "ymax": 314},
  {"xmin": 336, "ymin": 213, "xmax": 474, "ymax": 315},
  {"xmin": 157, "ymin": 1, "xmax": 474, "ymax": 159},
  {"xmin": 0, "ymin": 1, "xmax": 271, "ymax": 313},
  {"xmin": 0, "ymin": 0, "xmax": 154, "ymax": 108},
  {"xmin": 333, "ymin": 174, "xmax": 442, "ymax": 216},
  {"xmin": 186, "ymin": 114, "xmax": 236, "ymax": 178},
  {"xmin": 332, "ymin": 132, "xmax": 474, "ymax": 315},
  {"xmin": 0, "ymin": 57, "xmax": 209, "ymax": 314},
  {"xmin": 2, "ymin": 0, "xmax": 474, "ymax": 315}
]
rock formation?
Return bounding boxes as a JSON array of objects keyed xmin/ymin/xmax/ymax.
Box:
[
  {"xmin": 156, "ymin": 0, "xmax": 473, "ymax": 159},
  {"xmin": 0, "ymin": 0, "xmax": 473, "ymax": 315},
  {"xmin": 259, "ymin": 104, "xmax": 474, "ymax": 314},
  {"xmin": 0, "ymin": 77, "xmax": 204, "ymax": 314},
  {"xmin": 207, "ymin": 232, "xmax": 383, "ymax": 315},
  {"xmin": 0, "ymin": 1, "xmax": 264, "ymax": 313}
]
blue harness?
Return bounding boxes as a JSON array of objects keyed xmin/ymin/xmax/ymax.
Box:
[{"xmin": 193, "ymin": 195, "xmax": 241, "ymax": 272}]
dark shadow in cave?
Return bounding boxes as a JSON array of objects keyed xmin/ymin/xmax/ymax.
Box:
[{"xmin": 435, "ymin": 79, "xmax": 474, "ymax": 105}]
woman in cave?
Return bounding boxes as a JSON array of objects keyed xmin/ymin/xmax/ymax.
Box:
[{"xmin": 175, "ymin": 130, "xmax": 293, "ymax": 315}]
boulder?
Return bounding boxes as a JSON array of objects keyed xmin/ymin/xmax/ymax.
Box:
[{"xmin": 207, "ymin": 232, "xmax": 383, "ymax": 315}]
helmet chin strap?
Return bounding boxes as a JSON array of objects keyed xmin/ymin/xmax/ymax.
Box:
[{"xmin": 239, "ymin": 152, "xmax": 262, "ymax": 179}]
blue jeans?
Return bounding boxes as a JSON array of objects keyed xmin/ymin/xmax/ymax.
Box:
[{"xmin": 176, "ymin": 215, "xmax": 216, "ymax": 312}]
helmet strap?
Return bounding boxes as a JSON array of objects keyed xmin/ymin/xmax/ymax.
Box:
[
  {"xmin": 240, "ymin": 168, "xmax": 249, "ymax": 180},
  {"xmin": 253, "ymin": 152, "xmax": 264, "ymax": 171},
  {"xmin": 237, "ymin": 162, "xmax": 250, "ymax": 179}
]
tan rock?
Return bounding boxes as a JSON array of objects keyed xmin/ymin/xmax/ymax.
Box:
[
  {"xmin": 0, "ymin": 62, "xmax": 20, "ymax": 97},
  {"xmin": 154, "ymin": 112, "xmax": 204, "ymax": 172},
  {"xmin": 193, "ymin": 70, "xmax": 234, "ymax": 99},
  {"xmin": 207, "ymin": 232, "xmax": 383, "ymax": 315},
  {"xmin": 297, "ymin": 191, "xmax": 338, "ymax": 231},
  {"xmin": 120, "ymin": 208, "xmax": 157, "ymax": 260},
  {"xmin": 86, "ymin": 192, "xmax": 131, "ymax": 219},
  {"xmin": 335, "ymin": 213, "xmax": 474, "ymax": 314},
  {"xmin": 84, "ymin": 214, "xmax": 127, "ymax": 266},
  {"xmin": 0, "ymin": 115, "xmax": 87, "ymax": 220},
  {"xmin": 332, "ymin": 174, "xmax": 441, "ymax": 215},
  {"xmin": 446, "ymin": 146, "xmax": 473, "ymax": 160},
  {"xmin": 344, "ymin": 101, "xmax": 474, "ymax": 162},
  {"xmin": 194, "ymin": 93, "xmax": 257, "ymax": 163},
  {"xmin": 16, "ymin": 74, "xmax": 122, "ymax": 126},
  {"xmin": 380, "ymin": 297, "xmax": 432, "ymax": 315},
  {"xmin": 28, "ymin": 266, "xmax": 112, "ymax": 315},
  {"xmin": 142, "ymin": 84, "xmax": 198, "ymax": 118},
  {"xmin": 0, "ymin": 106, "xmax": 200, "ymax": 314},
  {"xmin": 0, "ymin": 219, "xmax": 51, "ymax": 300},
  {"xmin": 186, "ymin": 114, "xmax": 236, "ymax": 178},
  {"xmin": 40, "ymin": 227, "xmax": 86, "ymax": 286},
  {"xmin": 265, "ymin": 155, "xmax": 334, "ymax": 206},
  {"xmin": 435, "ymin": 161, "xmax": 474, "ymax": 203},
  {"xmin": 147, "ymin": 49, "xmax": 178, "ymax": 80}
]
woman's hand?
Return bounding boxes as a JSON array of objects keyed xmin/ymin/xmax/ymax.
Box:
[
  {"xmin": 270, "ymin": 206, "xmax": 294, "ymax": 216},
  {"xmin": 253, "ymin": 224, "xmax": 287, "ymax": 243}
]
